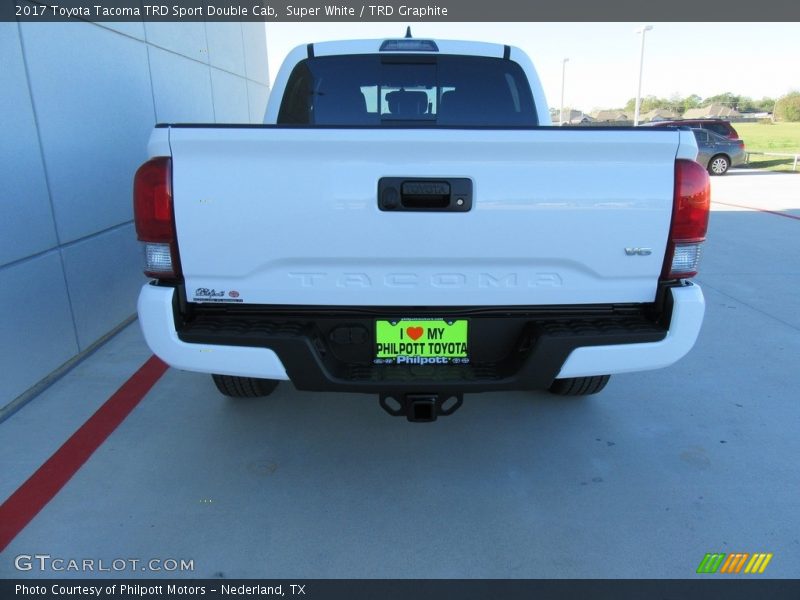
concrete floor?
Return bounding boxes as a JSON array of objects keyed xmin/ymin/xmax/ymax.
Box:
[{"xmin": 1, "ymin": 170, "xmax": 798, "ymax": 579}]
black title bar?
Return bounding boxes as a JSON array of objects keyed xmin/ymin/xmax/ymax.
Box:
[
  {"xmin": 5, "ymin": 579, "xmax": 800, "ymax": 600},
  {"xmin": 4, "ymin": 0, "xmax": 800, "ymax": 22}
]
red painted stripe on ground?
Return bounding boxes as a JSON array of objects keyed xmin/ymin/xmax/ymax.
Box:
[
  {"xmin": 713, "ymin": 200, "xmax": 800, "ymax": 221},
  {"xmin": 0, "ymin": 355, "xmax": 168, "ymax": 552}
]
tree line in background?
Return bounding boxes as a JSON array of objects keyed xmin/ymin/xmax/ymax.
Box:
[{"xmin": 616, "ymin": 91, "xmax": 800, "ymax": 121}]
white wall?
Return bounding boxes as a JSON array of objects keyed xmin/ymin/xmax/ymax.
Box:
[{"xmin": 0, "ymin": 21, "xmax": 270, "ymax": 405}]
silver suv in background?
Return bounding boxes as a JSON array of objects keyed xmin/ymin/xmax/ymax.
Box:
[{"xmin": 691, "ymin": 128, "xmax": 746, "ymax": 175}]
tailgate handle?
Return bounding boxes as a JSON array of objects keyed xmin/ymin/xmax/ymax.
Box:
[{"xmin": 379, "ymin": 178, "xmax": 472, "ymax": 212}]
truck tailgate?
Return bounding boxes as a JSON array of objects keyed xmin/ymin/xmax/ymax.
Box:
[{"xmin": 168, "ymin": 127, "xmax": 680, "ymax": 306}]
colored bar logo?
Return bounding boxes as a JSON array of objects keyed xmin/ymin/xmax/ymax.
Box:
[{"xmin": 697, "ymin": 552, "xmax": 773, "ymax": 574}]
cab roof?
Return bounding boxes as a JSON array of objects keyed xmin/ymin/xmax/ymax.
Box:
[{"xmin": 307, "ymin": 38, "xmax": 508, "ymax": 60}]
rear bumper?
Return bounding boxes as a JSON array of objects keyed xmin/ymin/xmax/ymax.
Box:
[
  {"xmin": 557, "ymin": 284, "xmax": 704, "ymax": 377},
  {"xmin": 137, "ymin": 284, "xmax": 289, "ymax": 381},
  {"xmin": 731, "ymin": 149, "xmax": 747, "ymax": 167},
  {"xmin": 137, "ymin": 282, "xmax": 704, "ymax": 392}
]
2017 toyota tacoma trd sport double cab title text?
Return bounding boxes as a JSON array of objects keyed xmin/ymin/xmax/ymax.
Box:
[{"xmin": 134, "ymin": 35, "xmax": 710, "ymax": 422}]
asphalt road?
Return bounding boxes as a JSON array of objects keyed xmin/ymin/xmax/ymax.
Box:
[{"xmin": 1, "ymin": 170, "xmax": 798, "ymax": 579}]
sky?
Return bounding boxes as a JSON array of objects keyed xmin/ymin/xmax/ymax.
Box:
[{"xmin": 264, "ymin": 22, "xmax": 799, "ymax": 112}]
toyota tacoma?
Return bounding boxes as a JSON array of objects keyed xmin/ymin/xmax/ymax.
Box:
[{"xmin": 134, "ymin": 35, "xmax": 710, "ymax": 421}]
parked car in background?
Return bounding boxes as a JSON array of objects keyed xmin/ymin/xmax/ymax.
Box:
[
  {"xmin": 645, "ymin": 118, "xmax": 740, "ymax": 140},
  {"xmin": 691, "ymin": 128, "xmax": 746, "ymax": 175}
]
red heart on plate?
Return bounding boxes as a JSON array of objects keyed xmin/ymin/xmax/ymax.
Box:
[{"xmin": 406, "ymin": 326, "xmax": 424, "ymax": 341}]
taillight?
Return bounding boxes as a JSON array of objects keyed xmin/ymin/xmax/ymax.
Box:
[
  {"xmin": 133, "ymin": 157, "xmax": 181, "ymax": 279},
  {"xmin": 661, "ymin": 159, "xmax": 710, "ymax": 280}
]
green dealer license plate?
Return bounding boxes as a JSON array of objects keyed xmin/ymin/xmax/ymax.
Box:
[{"xmin": 375, "ymin": 319, "xmax": 469, "ymax": 365}]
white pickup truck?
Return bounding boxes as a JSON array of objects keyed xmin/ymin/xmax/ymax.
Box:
[{"xmin": 134, "ymin": 35, "xmax": 709, "ymax": 421}]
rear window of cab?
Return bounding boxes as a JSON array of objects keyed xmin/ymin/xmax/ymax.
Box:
[{"xmin": 278, "ymin": 54, "xmax": 538, "ymax": 127}]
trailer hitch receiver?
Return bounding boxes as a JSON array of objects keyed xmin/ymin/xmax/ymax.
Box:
[{"xmin": 379, "ymin": 393, "xmax": 463, "ymax": 422}]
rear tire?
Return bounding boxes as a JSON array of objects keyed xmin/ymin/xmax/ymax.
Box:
[
  {"xmin": 212, "ymin": 374, "xmax": 279, "ymax": 398},
  {"xmin": 549, "ymin": 375, "xmax": 610, "ymax": 396},
  {"xmin": 708, "ymin": 154, "xmax": 730, "ymax": 176}
]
